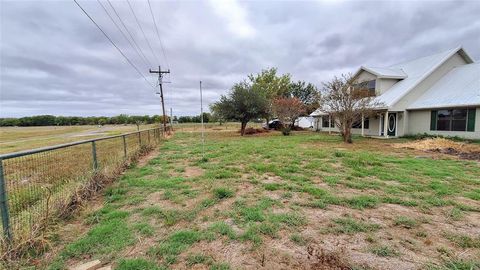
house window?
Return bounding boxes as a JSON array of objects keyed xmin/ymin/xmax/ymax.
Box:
[
  {"xmin": 352, "ymin": 118, "xmax": 369, "ymax": 129},
  {"xmin": 322, "ymin": 116, "xmax": 335, "ymax": 128},
  {"xmin": 431, "ymin": 108, "xmax": 475, "ymax": 132},
  {"xmin": 354, "ymin": 80, "xmax": 376, "ymax": 96}
]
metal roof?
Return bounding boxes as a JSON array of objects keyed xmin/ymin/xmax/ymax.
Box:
[
  {"xmin": 374, "ymin": 46, "xmax": 475, "ymax": 108},
  {"xmin": 408, "ymin": 63, "xmax": 480, "ymax": 110},
  {"xmin": 359, "ymin": 66, "xmax": 407, "ymax": 79}
]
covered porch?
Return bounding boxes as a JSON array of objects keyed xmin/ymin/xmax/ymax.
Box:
[{"xmin": 312, "ymin": 110, "xmax": 404, "ymax": 138}]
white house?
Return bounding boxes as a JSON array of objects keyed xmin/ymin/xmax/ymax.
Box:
[{"xmin": 311, "ymin": 46, "xmax": 480, "ymax": 139}]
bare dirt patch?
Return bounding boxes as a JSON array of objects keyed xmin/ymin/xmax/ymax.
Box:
[
  {"xmin": 137, "ymin": 148, "xmax": 160, "ymax": 167},
  {"xmin": 184, "ymin": 166, "xmax": 204, "ymax": 178}
]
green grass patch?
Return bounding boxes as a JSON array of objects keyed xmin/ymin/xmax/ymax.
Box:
[
  {"xmin": 327, "ymin": 217, "xmax": 380, "ymax": 234},
  {"xmin": 213, "ymin": 187, "xmax": 235, "ymax": 199},
  {"xmin": 116, "ymin": 258, "xmax": 164, "ymax": 270},
  {"xmin": 393, "ymin": 216, "xmax": 417, "ymax": 229},
  {"xmin": 186, "ymin": 253, "xmax": 214, "ymax": 267},
  {"xmin": 369, "ymin": 245, "xmax": 399, "ymax": 257},
  {"xmin": 148, "ymin": 230, "xmax": 202, "ymax": 264},
  {"xmin": 207, "ymin": 221, "xmax": 236, "ymax": 239},
  {"xmin": 343, "ymin": 195, "xmax": 380, "ymax": 209},
  {"xmin": 290, "ymin": 233, "xmax": 307, "ymax": 245},
  {"xmin": 62, "ymin": 219, "xmax": 134, "ymax": 258},
  {"xmin": 133, "ymin": 222, "xmax": 155, "ymax": 236},
  {"xmin": 444, "ymin": 232, "xmax": 480, "ymax": 248},
  {"xmin": 269, "ymin": 212, "xmax": 306, "ymax": 227}
]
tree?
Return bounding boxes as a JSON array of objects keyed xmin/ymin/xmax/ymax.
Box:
[
  {"xmin": 272, "ymin": 97, "xmax": 306, "ymax": 135},
  {"xmin": 288, "ymin": 81, "xmax": 320, "ymax": 115},
  {"xmin": 211, "ymin": 81, "xmax": 268, "ymax": 136},
  {"xmin": 248, "ymin": 68, "xmax": 291, "ymax": 122},
  {"xmin": 320, "ymin": 74, "xmax": 383, "ymax": 143}
]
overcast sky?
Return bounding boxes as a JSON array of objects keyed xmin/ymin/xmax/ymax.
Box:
[{"xmin": 1, "ymin": 0, "xmax": 479, "ymax": 117}]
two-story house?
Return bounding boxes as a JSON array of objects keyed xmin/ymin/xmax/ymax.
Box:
[{"xmin": 311, "ymin": 46, "xmax": 479, "ymax": 139}]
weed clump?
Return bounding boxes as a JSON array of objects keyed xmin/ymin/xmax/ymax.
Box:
[{"xmin": 213, "ymin": 187, "xmax": 235, "ymax": 199}]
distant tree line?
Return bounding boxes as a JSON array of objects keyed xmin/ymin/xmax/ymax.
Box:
[
  {"xmin": 176, "ymin": 113, "xmax": 212, "ymax": 123},
  {"xmin": 0, "ymin": 114, "xmax": 168, "ymax": 127},
  {"xmin": 0, "ymin": 113, "xmax": 219, "ymax": 127}
]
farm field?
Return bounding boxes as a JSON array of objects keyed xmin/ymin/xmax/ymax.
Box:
[
  {"xmin": 0, "ymin": 125, "xmax": 158, "ymax": 154},
  {"xmin": 30, "ymin": 130, "xmax": 480, "ymax": 269},
  {"xmin": 0, "ymin": 123, "xmax": 260, "ymax": 154}
]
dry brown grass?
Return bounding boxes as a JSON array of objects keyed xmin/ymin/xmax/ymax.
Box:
[
  {"xmin": 394, "ymin": 137, "xmax": 480, "ymax": 160},
  {"xmin": 0, "ymin": 131, "xmax": 161, "ymax": 263}
]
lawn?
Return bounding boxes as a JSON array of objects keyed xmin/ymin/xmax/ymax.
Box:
[{"xmin": 38, "ymin": 130, "xmax": 479, "ymax": 269}]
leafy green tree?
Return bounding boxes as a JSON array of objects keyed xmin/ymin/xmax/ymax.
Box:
[
  {"xmin": 288, "ymin": 81, "xmax": 320, "ymax": 115},
  {"xmin": 248, "ymin": 68, "xmax": 291, "ymax": 122},
  {"xmin": 211, "ymin": 81, "xmax": 268, "ymax": 136}
]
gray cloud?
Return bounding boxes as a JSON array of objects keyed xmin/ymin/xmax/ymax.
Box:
[{"xmin": 1, "ymin": 0, "xmax": 479, "ymax": 117}]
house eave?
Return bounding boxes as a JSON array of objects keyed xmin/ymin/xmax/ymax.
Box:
[{"xmin": 407, "ymin": 103, "xmax": 480, "ymax": 111}]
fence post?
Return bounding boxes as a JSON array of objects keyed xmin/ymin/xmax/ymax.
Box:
[
  {"xmin": 138, "ymin": 132, "xmax": 142, "ymax": 147},
  {"xmin": 91, "ymin": 141, "xmax": 98, "ymax": 170},
  {"xmin": 147, "ymin": 130, "xmax": 150, "ymax": 145},
  {"xmin": 0, "ymin": 159, "xmax": 12, "ymax": 243},
  {"xmin": 122, "ymin": 135, "xmax": 127, "ymax": 159}
]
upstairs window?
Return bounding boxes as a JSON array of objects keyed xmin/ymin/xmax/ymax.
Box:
[{"xmin": 354, "ymin": 80, "xmax": 376, "ymax": 96}]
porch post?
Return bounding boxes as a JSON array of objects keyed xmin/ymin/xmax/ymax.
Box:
[
  {"xmin": 384, "ymin": 111, "xmax": 389, "ymax": 138},
  {"xmin": 361, "ymin": 113, "xmax": 365, "ymax": 137},
  {"xmin": 328, "ymin": 115, "xmax": 332, "ymax": 135}
]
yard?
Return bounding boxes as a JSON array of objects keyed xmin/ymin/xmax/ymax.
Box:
[{"xmin": 37, "ymin": 130, "xmax": 479, "ymax": 269}]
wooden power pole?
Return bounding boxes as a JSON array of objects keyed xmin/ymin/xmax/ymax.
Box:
[{"xmin": 149, "ymin": 66, "xmax": 170, "ymax": 135}]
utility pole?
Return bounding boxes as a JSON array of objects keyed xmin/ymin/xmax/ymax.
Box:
[
  {"xmin": 149, "ymin": 66, "xmax": 170, "ymax": 135},
  {"xmin": 200, "ymin": 81, "xmax": 205, "ymax": 160}
]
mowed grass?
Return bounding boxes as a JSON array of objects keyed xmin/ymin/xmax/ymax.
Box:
[{"xmin": 42, "ymin": 130, "xmax": 480, "ymax": 270}]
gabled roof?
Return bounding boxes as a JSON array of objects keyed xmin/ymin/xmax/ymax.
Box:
[
  {"xmin": 408, "ymin": 63, "xmax": 480, "ymax": 110},
  {"xmin": 374, "ymin": 46, "xmax": 474, "ymax": 108},
  {"xmin": 355, "ymin": 66, "xmax": 407, "ymax": 79},
  {"xmin": 310, "ymin": 108, "xmax": 328, "ymax": 116}
]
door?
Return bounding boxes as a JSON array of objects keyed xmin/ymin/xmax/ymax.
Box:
[{"xmin": 387, "ymin": 113, "xmax": 397, "ymax": 136}]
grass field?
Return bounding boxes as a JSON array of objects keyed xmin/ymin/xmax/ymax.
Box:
[
  {"xmin": 0, "ymin": 125, "xmax": 158, "ymax": 154},
  {"xmin": 0, "ymin": 123, "xmax": 259, "ymax": 154},
  {"xmin": 18, "ymin": 130, "xmax": 480, "ymax": 269}
]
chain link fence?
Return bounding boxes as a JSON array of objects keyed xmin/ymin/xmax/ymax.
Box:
[{"xmin": 0, "ymin": 127, "xmax": 163, "ymax": 250}]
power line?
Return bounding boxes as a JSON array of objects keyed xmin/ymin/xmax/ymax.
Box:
[
  {"xmin": 147, "ymin": 0, "xmax": 170, "ymax": 70},
  {"xmin": 96, "ymin": 0, "xmax": 151, "ymax": 71},
  {"xmin": 126, "ymin": 0, "xmax": 161, "ymax": 65},
  {"xmin": 106, "ymin": 0, "xmax": 153, "ymax": 68},
  {"xmin": 72, "ymin": 0, "xmax": 155, "ymax": 89}
]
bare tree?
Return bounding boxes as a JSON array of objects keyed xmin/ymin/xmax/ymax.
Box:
[
  {"xmin": 273, "ymin": 97, "xmax": 306, "ymax": 135},
  {"xmin": 320, "ymin": 74, "xmax": 383, "ymax": 143}
]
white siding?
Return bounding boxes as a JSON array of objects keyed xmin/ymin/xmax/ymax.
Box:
[
  {"xmin": 376, "ymin": 78, "xmax": 399, "ymax": 95},
  {"xmin": 355, "ymin": 70, "xmax": 376, "ymax": 83},
  {"xmin": 407, "ymin": 108, "xmax": 480, "ymax": 139}
]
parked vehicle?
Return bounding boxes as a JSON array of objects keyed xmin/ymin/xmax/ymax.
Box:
[
  {"xmin": 263, "ymin": 119, "xmax": 282, "ymax": 130},
  {"xmin": 295, "ymin": 116, "xmax": 314, "ymax": 129}
]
